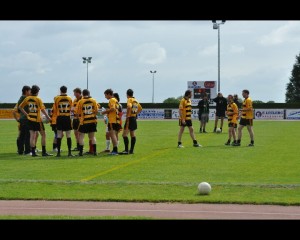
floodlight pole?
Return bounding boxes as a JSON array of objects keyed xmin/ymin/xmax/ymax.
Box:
[
  {"xmin": 82, "ymin": 57, "xmax": 92, "ymax": 89},
  {"xmin": 150, "ymin": 70, "xmax": 157, "ymax": 103},
  {"xmin": 212, "ymin": 20, "xmax": 226, "ymax": 93}
]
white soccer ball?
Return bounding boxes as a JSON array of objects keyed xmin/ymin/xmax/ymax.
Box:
[
  {"xmin": 198, "ymin": 182, "xmax": 211, "ymax": 195},
  {"xmin": 216, "ymin": 128, "xmax": 221, "ymax": 133}
]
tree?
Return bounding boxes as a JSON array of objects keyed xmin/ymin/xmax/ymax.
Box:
[
  {"xmin": 163, "ymin": 96, "xmax": 182, "ymax": 104},
  {"xmin": 286, "ymin": 53, "xmax": 300, "ymax": 103},
  {"xmin": 253, "ymin": 100, "xmax": 264, "ymax": 104}
]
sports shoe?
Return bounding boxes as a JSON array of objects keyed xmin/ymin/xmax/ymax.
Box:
[
  {"xmin": 42, "ymin": 152, "xmax": 53, "ymax": 157},
  {"xmin": 248, "ymin": 143, "xmax": 254, "ymax": 147},
  {"xmin": 84, "ymin": 151, "xmax": 92, "ymax": 155},
  {"xmin": 120, "ymin": 150, "xmax": 129, "ymax": 155},
  {"xmin": 72, "ymin": 147, "xmax": 79, "ymax": 151},
  {"xmin": 129, "ymin": 150, "xmax": 134, "ymax": 154},
  {"xmin": 177, "ymin": 144, "xmax": 184, "ymax": 148},
  {"xmin": 77, "ymin": 153, "xmax": 83, "ymax": 157},
  {"xmin": 193, "ymin": 143, "xmax": 202, "ymax": 147},
  {"xmin": 233, "ymin": 142, "xmax": 241, "ymax": 146},
  {"xmin": 32, "ymin": 153, "xmax": 39, "ymax": 157},
  {"xmin": 24, "ymin": 152, "xmax": 32, "ymax": 156},
  {"xmin": 231, "ymin": 142, "xmax": 237, "ymax": 146},
  {"xmin": 68, "ymin": 153, "xmax": 75, "ymax": 157},
  {"xmin": 109, "ymin": 151, "xmax": 118, "ymax": 156},
  {"xmin": 225, "ymin": 142, "xmax": 231, "ymax": 146}
]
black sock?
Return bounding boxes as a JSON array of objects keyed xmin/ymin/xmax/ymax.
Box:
[
  {"xmin": 77, "ymin": 142, "xmax": 80, "ymax": 149},
  {"xmin": 53, "ymin": 143, "xmax": 57, "ymax": 150},
  {"xmin": 57, "ymin": 138, "xmax": 62, "ymax": 153},
  {"xmin": 237, "ymin": 139, "xmax": 241, "ymax": 143},
  {"xmin": 251, "ymin": 140, "xmax": 254, "ymax": 144},
  {"xmin": 113, "ymin": 146, "xmax": 118, "ymax": 153},
  {"xmin": 193, "ymin": 140, "xmax": 197, "ymax": 144},
  {"xmin": 67, "ymin": 137, "xmax": 72, "ymax": 153},
  {"xmin": 130, "ymin": 137, "xmax": 136, "ymax": 153},
  {"xmin": 32, "ymin": 146, "xmax": 36, "ymax": 155},
  {"xmin": 79, "ymin": 145, "xmax": 83, "ymax": 154},
  {"xmin": 42, "ymin": 146, "xmax": 46, "ymax": 154},
  {"xmin": 93, "ymin": 144, "xmax": 97, "ymax": 154},
  {"xmin": 178, "ymin": 142, "xmax": 182, "ymax": 146},
  {"xmin": 123, "ymin": 136, "xmax": 129, "ymax": 152}
]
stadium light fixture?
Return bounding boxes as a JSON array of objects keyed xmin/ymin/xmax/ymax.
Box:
[
  {"xmin": 212, "ymin": 20, "xmax": 226, "ymax": 92},
  {"xmin": 150, "ymin": 70, "xmax": 157, "ymax": 103},
  {"xmin": 82, "ymin": 57, "xmax": 92, "ymax": 89}
]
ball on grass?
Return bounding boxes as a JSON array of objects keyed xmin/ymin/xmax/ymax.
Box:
[
  {"xmin": 198, "ymin": 182, "xmax": 211, "ymax": 195},
  {"xmin": 216, "ymin": 128, "xmax": 221, "ymax": 133}
]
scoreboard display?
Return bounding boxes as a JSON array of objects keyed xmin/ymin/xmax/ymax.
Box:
[{"xmin": 187, "ymin": 81, "xmax": 217, "ymax": 106}]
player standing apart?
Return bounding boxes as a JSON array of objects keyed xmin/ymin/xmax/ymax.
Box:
[
  {"xmin": 234, "ymin": 89, "xmax": 254, "ymax": 147},
  {"xmin": 177, "ymin": 90, "xmax": 202, "ymax": 148},
  {"xmin": 121, "ymin": 89, "xmax": 142, "ymax": 154},
  {"xmin": 197, "ymin": 93, "xmax": 210, "ymax": 133},
  {"xmin": 213, "ymin": 92, "xmax": 227, "ymax": 133},
  {"xmin": 225, "ymin": 94, "xmax": 238, "ymax": 146}
]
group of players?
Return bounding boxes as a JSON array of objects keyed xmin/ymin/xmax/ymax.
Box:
[
  {"xmin": 177, "ymin": 89, "xmax": 255, "ymax": 148},
  {"xmin": 13, "ymin": 85, "xmax": 142, "ymax": 157}
]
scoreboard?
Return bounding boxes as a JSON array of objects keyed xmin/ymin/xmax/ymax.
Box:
[{"xmin": 187, "ymin": 81, "xmax": 217, "ymax": 106}]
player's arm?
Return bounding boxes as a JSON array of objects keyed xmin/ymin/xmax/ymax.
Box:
[
  {"xmin": 18, "ymin": 99, "xmax": 28, "ymax": 118},
  {"xmin": 41, "ymin": 109, "xmax": 51, "ymax": 122},
  {"xmin": 137, "ymin": 103, "xmax": 142, "ymax": 115},
  {"xmin": 13, "ymin": 104, "xmax": 19, "ymax": 122}
]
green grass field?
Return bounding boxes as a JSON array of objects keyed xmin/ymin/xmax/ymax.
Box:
[{"xmin": 0, "ymin": 119, "xmax": 300, "ymax": 205}]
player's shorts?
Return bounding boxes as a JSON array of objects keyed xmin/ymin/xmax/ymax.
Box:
[
  {"xmin": 124, "ymin": 117, "xmax": 137, "ymax": 131},
  {"xmin": 51, "ymin": 124, "xmax": 57, "ymax": 133},
  {"xmin": 179, "ymin": 119, "xmax": 192, "ymax": 127},
  {"xmin": 56, "ymin": 116, "xmax": 72, "ymax": 131},
  {"xmin": 239, "ymin": 118, "xmax": 253, "ymax": 126},
  {"xmin": 72, "ymin": 118, "xmax": 80, "ymax": 130},
  {"xmin": 28, "ymin": 121, "xmax": 44, "ymax": 131},
  {"xmin": 228, "ymin": 122, "xmax": 237, "ymax": 128},
  {"xmin": 200, "ymin": 113, "xmax": 209, "ymax": 123},
  {"xmin": 78, "ymin": 123, "xmax": 97, "ymax": 133},
  {"xmin": 216, "ymin": 111, "xmax": 226, "ymax": 118},
  {"xmin": 108, "ymin": 123, "xmax": 122, "ymax": 132}
]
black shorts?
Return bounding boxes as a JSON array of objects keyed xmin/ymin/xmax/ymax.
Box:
[
  {"xmin": 239, "ymin": 118, "xmax": 253, "ymax": 126},
  {"xmin": 78, "ymin": 123, "xmax": 97, "ymax": 133},
  {"xmin": 51, "ymin": 124, "xmax": 57, "ymax": 132},
  {"xmin": 28, "ymin": 121, "xmax": 44, "ymax": 131},
  {"xmin": 216, "ymin": 110, "xmax": 226, "ymax": 118},
  {"xmin": 56, "ymin": 116, "xmax": 72, "ymax": 131},
  {"xmin": 228, "ymin": 122, "xmax": 237, "ymax": 128},
  {"xmin": 108, "ymin": 123, "xmax": 122, "ymax": 132},
  {"xmin": 124, "ymin": 117, "xmax": 137, "ymax": 131},
  {"xmin": 179, "ymin": 119, "xmax": 192, "ymax": 127},
  {"xmin": 72, "ymin": 118, "xmax": 80, "ymax": 130}
]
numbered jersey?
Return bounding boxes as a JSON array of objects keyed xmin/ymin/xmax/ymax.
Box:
[
  {"xmin": 76, "ymin": 97, "xmax": 98, "ymax": 125},
  {"xmin": 127, "ymin": 97, "xmax": 142, "ymax": 118},
  {"xmin": 18, "ymin": 96, "xmax": 46, "ymax": 122},
  {"xmin": 53, "ymin": 95, "xmax": 73, "ymax": 117}
]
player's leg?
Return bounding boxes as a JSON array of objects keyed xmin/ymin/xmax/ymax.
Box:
[{"xmin": 247, "ymin": 123, "xmax": 254, "ymax": 146}]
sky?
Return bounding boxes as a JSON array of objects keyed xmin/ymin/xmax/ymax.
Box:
[{"xmin": 0, "ymin": 20, "xmax": 299, "ymax": 104}]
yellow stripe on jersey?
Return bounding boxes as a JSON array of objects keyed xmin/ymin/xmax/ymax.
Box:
[
  {"xmin": 241, "ymin": 97, "xmax": 253, "ymax": 119},
  {"xmin": 179, "ymin": 97, "xmax": 192, "ymax": 120},
  {"xmin": 127, "ymin": 97, "xmax": 142, "ymax": 118},
  {"xmin": 227, "ymin": 102, "xmax": 238, "ymax": 124},
  {"xmin": 18, "ymin": 96, "xmax": 45, "ymax": 122},
  {"xmin": 53, "ymin": 95, "xmax": 73, "ymax": 117},
  {"xmin": 77, "ymin": 97, "xmax": 98, "ymax": 125}
]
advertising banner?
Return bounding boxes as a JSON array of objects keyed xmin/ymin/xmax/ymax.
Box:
[
  {"xmin": 187, "ymin": 81, "xmax": 217, "ymax": 106},
  {"xmin": 254, "ymin": 109, "xmax": 284, "ymax": 120},
  {"xmin": 286, "ymin": 109, "xmax": 300, "ymax": 120}
]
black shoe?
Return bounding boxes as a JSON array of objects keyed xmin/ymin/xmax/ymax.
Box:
[
  {"xmin": 120, "ymin": 150, "xmax": 129, "ymax": 155},
  {"xmin": 56, "ymin": 153, "xmax": 61, "ymax": 157},
  {"xmin": 225, "ymin": 142, "xmax": 230, "ymax": 146},
  {"xmin": 233, "ymin": 142, "xmax": 241, "ymax": 146},
  {"xmin": 248, "ymin": 143, "xmax": 254, "ymax": 147},
  {"xmin": 42, "ymin": 152, "xmax": 53, "ymax": 157},
  {"xmin": 84, "ymin": 151, "xmax": 92, "ymax": 155},
  {"xmin": 129, "ymin": 150, "xmax": 134, "ymax": 154},
  {"xmin": 72, "ymin": 147, "xmax": 79, "ymax": 151},
  {"xmin": 32, "ymin": 153, "xmax": 39, "ymax": 157}
]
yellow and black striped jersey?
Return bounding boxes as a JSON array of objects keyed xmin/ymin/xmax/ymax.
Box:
[
  {"xmin": 107, "ymin": 97, "xmax": 119, "ymax": 124},
  {"xmin": 72, "ymin": 96, "xmax": 82, "ymax": 119},
  {"xmin": 126, "ymin": 97, "xmax": 142, "ymax": 118},
  {"xmin": 179, "ymin": 97, "xmax": 192, "ymax": 121},
  {"xmin": 53, "ymin": 95, "xmax": 73, "ymax": 117},
  {"xmin": 76, "ymin": 97, "xmax": 98, "ymax": 125},
  {"xmin": 18, "ymin": 96, "xmax": 45, "ymax": 122},
  {"xmin": 227, "ymin": 102, "xmax": 238, "ymax": 124},
  {"xmin": 241, "ymin": 97, "xmax": 253, "ymax": 119}
]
